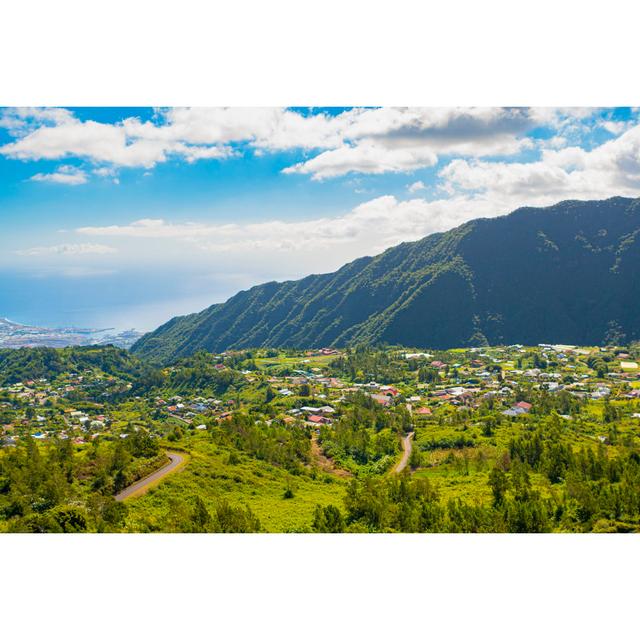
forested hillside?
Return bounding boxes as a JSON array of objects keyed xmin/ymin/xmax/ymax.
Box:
[
  {"xmin": 0, "ymin": 345, "xmax": 144, "ymax": 385},
  {"xmin": 132, "ymin": 197, "xmax": 640, "ymax": 363}
]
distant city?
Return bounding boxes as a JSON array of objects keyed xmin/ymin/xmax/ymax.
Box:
[{"xmin": 0, "ymin": 317, "xmax": 143, "ymax": 349}]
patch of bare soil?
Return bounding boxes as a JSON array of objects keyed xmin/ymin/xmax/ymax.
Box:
[{"xmin": 310, "ymin": 432, "xmax": 352, "ymax": 478}]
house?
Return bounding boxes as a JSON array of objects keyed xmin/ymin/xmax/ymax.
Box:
[
  {"xmin": 308, "ymin": 414, "xmax": 331, "ymax": 425},
  {"xmin": 370, "ymin": 394, "xmax": 392, "ymax": 407},
  {"xmin": 415, "ymin": 407, "xmax": 432, "ymax": 416},
  {"xmin": 502, "ymin": 408, "xmax": 525, "ymax": 417},
  {"xmin": 514, "ymin": 401, "xmax": 532, "ymax": 412},
  {"xmin": 317, "ymin": 406, "xmax": 336, "ymax": 415},
  {"xmin": 379, "ymin": 386, "xmax": 400, "ymax": 397}
]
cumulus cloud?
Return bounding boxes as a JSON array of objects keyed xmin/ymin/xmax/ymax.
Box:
[
  {"xmin": 282, "ymin": 107, "xmax": 542, "ymax": 178},
  {"xmin": 73, "ymin": 121, "xmax": 640, "ymax": 272},
  {"xmin": 4, "ymin": 120, "xmax": 175, "ymax": 168},
  {"xmin": 0, "ymin": 107, "xmax": 349, "ymax": 171},
  {"xmin": 0, "ymin": 106, "xmax": 593, "ymax": 178},
  {"xmin": 0, "ymin": 111, "xmax": 235, "ymax": 169},
  {"xmin": 0, "ymin": 107, "xmax": 75, "ymax": 135},
  {"xmin": 75, "ymin": 110, "xmax": 640, "ymax": 266},
  {"xmin": 139, "ymin": 107, "xmax": 354, "ymax": 150},
  {"xmin": 407, "ymin": 180, "xmax": 426, "ymax": 193},
  {"xmin": 440, "ymin": 121, "xmax": 640, "ymax": 204},
  {"xmin": 283, "ymin": 142, "xmax": 439, "ymax": 179},
  {"xmin": 93, "ymin": 167, "xmax": 117, "ymax": 177},
  {"xmin": 29, "ymin": 165, "xmax": 87, "ymax": 185}
]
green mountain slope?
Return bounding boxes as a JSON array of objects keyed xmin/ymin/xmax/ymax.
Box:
[{"xmin": 132, "ymin": 196, "xmax": 640, "ymax": 362}]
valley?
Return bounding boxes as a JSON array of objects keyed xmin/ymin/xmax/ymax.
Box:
[{"xmin": 2, "ymin": 341, "xmax": 640, "ymax": 532}]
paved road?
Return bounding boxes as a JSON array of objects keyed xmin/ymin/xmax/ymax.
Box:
[
  {"xmin": 115, "ymin": 452, "xmax": 185, "ymax": 502},
  {"xmin": 393, "ymin": 432, "xmax": 414, "ymax": 473}
]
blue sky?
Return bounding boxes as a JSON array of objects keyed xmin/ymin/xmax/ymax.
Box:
[{"xmin": 1, "ymin": 106, "xmax": 639, "ymax": 331}]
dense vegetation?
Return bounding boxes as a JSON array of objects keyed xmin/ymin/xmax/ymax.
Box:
[
  {"xmin": 0, "ymin": 345, "xmax": 145, "ymax": 385},
  {"xmin": 314, "ymin": 424, "xmax": 640, "ymax": 533},
  {"xmin": 133, "ymin": 197, "xmax": 640, "ymax": 362},
  {"xmin": 3, "ymin": 341, "xmax": 640, "ymax": 532}
]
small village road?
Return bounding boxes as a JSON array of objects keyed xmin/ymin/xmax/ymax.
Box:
[
  {"xmin": 393, "ymin": 432, "xmax": 414, "ymax": 473},
  {"xmin": 115, "ymin": 452, "xmax": 185, "ymax": 501}
]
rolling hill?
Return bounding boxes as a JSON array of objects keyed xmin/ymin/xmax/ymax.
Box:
[{"xmin": 132, "ymin": 196, "xmax": 640, "ymax": 362}]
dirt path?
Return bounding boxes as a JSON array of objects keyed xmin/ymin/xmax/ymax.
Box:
[
  {"xmin": 115, "ymin": 451, "xmax": 186, "ymax": 501},
  {"xmin": 310, "ymin": 432, "xmax": 352, "ymax": 478},
  {"xmin": 393, "ymin": 432, "xmax": 414, "ymax": 474}
]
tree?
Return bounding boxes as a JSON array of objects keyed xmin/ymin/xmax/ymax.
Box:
[
  {"xmin": 191, "ymin": 496, "xmax": 212, "ymax": 532},
  {"xmin": 488, "ymin": 467, "xmax": 509, "ymax": 506},
  {"xmin": 409, "ymin": 446, "xmax": 422, "ymax": 470},
  {"xmin": 214, "ymin": 500, "xmax": 261, "ymax": 533},
  {"xmin": 299, "ymin": 383, "xmax": 311, "ymax": 397},
  {"xmin": 312, "ymin": 504, "xmax": 345, "ymax": 532},
  {"xmin": 481, "ymin": 416, "xmax": 495, "ymax": 437},
  {"xmin": 265, "ymin": 386, "xmax": 276, "ymax": 403}
]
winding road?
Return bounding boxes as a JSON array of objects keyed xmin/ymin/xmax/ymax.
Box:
[
  {"xmin": 393, "ymin": 432, "xmax": 414, "ymax": 474},
  {"xmin": 115, "ymin": 452, "xmax": 186, "ymax": 501}
]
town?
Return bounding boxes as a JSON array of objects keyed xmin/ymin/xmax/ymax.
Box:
[{"xmin": 1, "ymin": 341, "xmax": 640, "ymax": 532}]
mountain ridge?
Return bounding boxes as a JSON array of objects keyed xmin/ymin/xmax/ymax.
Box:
[{"xmin": 131, "ymin": 196, "xmax": 640, "ymax": 362}]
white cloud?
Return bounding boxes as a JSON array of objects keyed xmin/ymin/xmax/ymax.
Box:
[
  {"xmin": 0, "ymin": 107, "xmax": 75, "ymax": 135},
  {"xmin": 16, "ymin": 243, "xmax": 118, "ymax": 256},
  {"xmin": 602, "ymin": 120, "xmax": 628, "ymax": 135},
  {"xmin": 0, "ymin": 106, "xmax": 592, "ymax": 178},
  {"xmin": 75, "ymin": 112, "xmax": 640, "ymax": 267},
  {"xmin": 76, "ymin": 195, "xmax": 501, "ymax": 264},
  {"xmin": 4, "ymin": 120, "xmax": 173, "ymax": 168},
  {"xmin": 77, "ymin": 218, "xmax": 211, "ymax": 239},
  {"xmin": 440, "ymin": 121, "xmax": 640, "ymax": 203},
  {"xmin": 408, "ymin": 180, "xmax": 426, "ymax": 193},
  {"xmin": 29, "ymin": 165, "xmax": 88, "ymax": 185},
  {"xmin": 176, "ymin": 143, "xmax": 236, "ymax": 163},
  {"xmin": 73, "ymin": 123, "xmax": 640, "ymax": 272},
  {"xmin": 0, "ymin": 111, "xmax": 236, "ymax": 169},
  {"xmin": 282, "ymin": 107, "xmax": 542, "ymax": 178},
  {"xmin": 283, "ymin": 142, "xmax": 439, "ymax": 179},
  {"xmin": 145, "ymin": 107, "xmax": 355, "ymax": 150},
  {"xmin": 93, "ymin": 167, "xmax": 116, "ymax": 177}
]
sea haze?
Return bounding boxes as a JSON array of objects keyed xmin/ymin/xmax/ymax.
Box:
[{"xmin": 0, "ymin": 269, "xmax": 242, "ymax": 332}]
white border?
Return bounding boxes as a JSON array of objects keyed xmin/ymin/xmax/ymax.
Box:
[
  {"xmin": 2, "ymin": 1, "xmax": 640, "ymax": 637},
  {"xmin": 1, "ymin": 534, "xmax": 639, "ymax": 639},
  {"xmin": 2, "ymin": 0, "xmax": 640, "ymax": 106}
]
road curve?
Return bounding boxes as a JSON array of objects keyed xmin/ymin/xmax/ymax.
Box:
[
  {"xmin": 393, "ymin": 432, "xmax": 414, "ymax": 474},
  {"xmin": 115, "ymin": 452, "xmax": 186, "ymax": 501}
]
